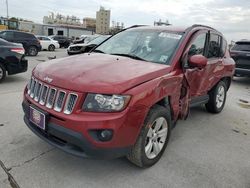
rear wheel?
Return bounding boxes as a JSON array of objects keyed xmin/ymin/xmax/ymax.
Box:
[
  {"xmin": 205, "ymin": 81, "xmax": 227, "ymax": 113},
  {"xmin": 48, "ymin": 44, "xmax": 55, "ymax": 51},
  {"xmin": 0, "ymin": 64, "xmax": 6, "ymax": 82},
  {"xmin": 28, "ymin": 46, "xmax": 38, "ymax": 56},
  {"xmin": 127, "ymin": 105, "xmax": 171, "ymax": 168}
]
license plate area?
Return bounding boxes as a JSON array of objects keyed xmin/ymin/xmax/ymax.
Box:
[{"xmin": 29, "ymin": 106, "xmax": 47, "ymax": 130}]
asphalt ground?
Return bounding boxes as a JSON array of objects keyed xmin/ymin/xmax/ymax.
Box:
[{"xmin": 0, "ymin": 49, "xmax": 250, "ymax": 188}]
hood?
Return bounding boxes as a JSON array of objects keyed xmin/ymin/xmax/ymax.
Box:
[
  {"xmin": 69, "ymin": 43, "xmax": 88, "ymax": 47},
  {"xmin": 33, "ymin": 53, "xmax": 171, "ymax": 93}
]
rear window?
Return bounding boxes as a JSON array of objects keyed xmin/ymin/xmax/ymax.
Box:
[
  {"xmin": 15, "ymin": 32, "xmax": 35, "ymax": 39},
  {"xmin": 0, "ymin": 38, "xmax": 9, "ymax": 45},
  {"xmin": 232, "ymin": 42, "xmax": 250, "ymax": 52}
]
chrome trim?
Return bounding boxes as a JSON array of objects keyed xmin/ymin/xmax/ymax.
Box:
[
  {"xmin": 39, "ymin": 85, "xmax": 49, "ymax": 105},
  {"xmin": 34, "ymin": 82, "xmax": 43, "ymax": 102},
  {"xmin": 30, "ymin": 79, "xmax": 37, "ymax": 98},
  {"xmin": 63, "ymin": 93, "xmax": 78, "ymax": 114},
  {"xmin": 46, "ymin": 88, "xmax": 57, "ymax": 109},
  {"xmin": 54, "ymin": 91, "xmax": 66, "ymax": 112}
]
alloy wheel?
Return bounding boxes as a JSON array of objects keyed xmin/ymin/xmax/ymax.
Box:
[
  {"xmin": 145, "ymin": 117, "xmax": 168, "ymax": 159},
  {"xmin": 216, "ymin": 85, "xmax": 225, "ymax": 108}
]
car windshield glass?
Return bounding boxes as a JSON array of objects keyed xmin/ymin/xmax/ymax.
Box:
[
  {"xmin": 95, "ymin": 30, "xmax": 183, "ymax": 64},
  {"xmin": 88, "ymin": 36, "xmax": 110, "ymax": 45},
  {"xmin": 232, "ymin": 43, "xmax": 250, "ymax": 52}
]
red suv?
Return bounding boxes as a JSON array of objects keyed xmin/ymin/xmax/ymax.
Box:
[{"xmin": 22, "ymin": 25, "xmax": 235, "ymax": 167}]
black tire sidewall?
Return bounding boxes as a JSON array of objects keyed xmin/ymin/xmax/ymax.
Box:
[
  {"xmin": 0, "ymin": 64, "xmax": 6, "ymax": 82},
  {"xmin": 28, "ymin": 46, "xmax": 38, "ymax": 56},
  {"xmin": 207, "ymin": 81, "xmax": 227, "ymax": 113},
  {"xmin": 140, "ymin": 106, "xmax": 172, "ymax": 167},
  {"xmin": 49, "ymin": 45, "xmax": 55, "ymax": 51}
]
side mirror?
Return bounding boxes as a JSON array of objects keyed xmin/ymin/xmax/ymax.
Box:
[{"xmin": 188, "ymin": 55, "xmax": 207, "ymax": 69}]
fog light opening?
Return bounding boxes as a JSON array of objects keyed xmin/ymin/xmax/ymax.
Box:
[{"xmin": 98, "ymin": 129, "xmax": 113, "ymax": 142}]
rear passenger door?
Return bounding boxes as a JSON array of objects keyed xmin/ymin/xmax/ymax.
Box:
[
  {"xmin": 14, "ymin": 32, "xmax": 29, "ymax": 49},
  {"xmin": 203, "ymin": 32, "xmax": 225, "ymax": 92}
]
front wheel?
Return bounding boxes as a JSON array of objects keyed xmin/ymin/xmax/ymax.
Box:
[
  {"xmin": 205, "ymin": 81, "xmax": 227, "ymax": 113},
  {"xmin": 28, "ymin": 46, "xmax": 38, "ymax": 56},
  {"xmin": 127, "ymin": 105, "xmax": 171, "ymax": 168}
]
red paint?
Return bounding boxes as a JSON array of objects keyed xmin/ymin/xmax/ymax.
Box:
[{"xmin": 24, "ymin": 25, "xmax": 235, "ymax": 149}]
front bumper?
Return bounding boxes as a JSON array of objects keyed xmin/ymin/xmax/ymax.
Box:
[
  {"xmin": 7, "ymin": 58, "xmax": 28, "ymax": 75},
  {"xmin": 22, "ymin": 99, "xmax": 144, "ymax": 159},
  {"xmin": 235, "ymin": 68, "xmax": 250, "ymax": 77}
]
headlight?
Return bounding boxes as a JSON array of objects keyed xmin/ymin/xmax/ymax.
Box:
[{"xmin": 83, "ymin": 94, "xmax": 131, "ymax": 112}]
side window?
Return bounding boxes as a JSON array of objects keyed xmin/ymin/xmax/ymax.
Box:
[
  {"xmin": 188, "ymin": 33, "xmax": 207, "ymax": 56},
  {"xmin": 207, "ymin": 34, "xmax": 221, "ymax": 58},
  {"xmin": 15, "ymin": 32, "xmax": 30, "ymax": 39},
  {"xmin": 221, "ymin": 39, "xmax": 227, "ymax": 57},
  {"xmin": 1, "ymin": 31, "xmax": 13, "ymax": 40},
  {"xmin": 42, "ymin": 37, "xmax": 50, "ymax": 41}
]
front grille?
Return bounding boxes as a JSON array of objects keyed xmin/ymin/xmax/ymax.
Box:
[
  {"xmin": 27, "ymin": 77, "xmax": 78, "ymax": 114},
  {"xmin": 54, "ymin": 91, "xmax": 66, "ymax": 112},
  {"xmin": 64, "ymin": 94, "xmax": 78, "ymax": 114},
  {"xmin": 46, "ymin": 88, "xmax": 57, "ymax": 109}
]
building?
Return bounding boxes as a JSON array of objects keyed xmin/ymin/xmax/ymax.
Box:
[
  {"xmin": 96, "ymin": 7, "xmax": 110, "ymax": 34},
  {"xmin": 83, "ymin": 17, "xmax": 96, "ymax": 32},
  {"xmin": 43, "ymin": 12, "xmax": 81, "ymax": 26},
  {"xmin": 18, "ymin": 21, "xmax": 93, "ymax": 38},
  {"xmin": 109, "ymin": 21, "xmax": 125, "ymax": 35}
]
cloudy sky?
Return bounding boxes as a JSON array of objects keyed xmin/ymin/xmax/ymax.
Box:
[{"xmin": 1, "ymin": 0, "xmax": 250, "ymax": 41}]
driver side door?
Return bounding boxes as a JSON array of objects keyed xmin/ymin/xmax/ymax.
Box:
[{"xmin": 184, "ymin": 30, "xmax": 209, "ymax": 99}]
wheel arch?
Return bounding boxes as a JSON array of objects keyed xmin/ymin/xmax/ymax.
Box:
[
  {"xmin": 221, "ymin": 76, "xmax": 231, "ymax": 91},
  {"xmin": 154, "ymin": 96, "xmax": 174, "ymax": 122}
]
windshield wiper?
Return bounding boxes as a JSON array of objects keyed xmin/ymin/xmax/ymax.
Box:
[
  {"xmin": 92, "ymin": 49, "xmax": 105, "ymax": 53},
  {"xmin": 111, "ymin": 53, "xmax": 148, "ymax": 62}
]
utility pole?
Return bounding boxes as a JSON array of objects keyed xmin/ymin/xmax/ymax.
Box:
[
  {"xmin": 6, "ymin": 0, "xmax": 9, "ymax": 19},
  {"xmin": 6, "ymin": 0, "xmax": 9, "ymax": 29}
]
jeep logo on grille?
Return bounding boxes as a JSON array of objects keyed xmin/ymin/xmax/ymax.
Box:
[{"xmin": 44, "ymin": 76, "xmax": 53, "ymax": 83}]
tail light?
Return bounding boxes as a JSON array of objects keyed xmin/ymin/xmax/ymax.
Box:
[{"xmin": 11, "ymin": 48, "xmax": 25, "ymax": 55}]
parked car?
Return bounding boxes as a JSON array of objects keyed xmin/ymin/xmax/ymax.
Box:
[
  {"xmin": 230, "ymin": 40, "xmax": 250, "ymax": 77},
  {"xmin": 0, "ymin": 30, "xmax": 41, "ymax": 56},
  {"xmin": 22, "ymin": 25, "xmax": 235, "ymax": 167},
  {"xmin": 0, "ymin": 38, "xmax": 28, "ymax": 82},
  {"xmin": 72, "ymin": 35, "xmax": 100, "ymax": 45},
  {"xmin": 49, "ymin": 35, "xmax": 71, "ymax": 48},
  {"xmin": 67, "ymin": 35, "xmax": 111, "ymax": 55},
  {"xmin": 36, "ymin": 36, "xmax": 60, "ymax": 51}
]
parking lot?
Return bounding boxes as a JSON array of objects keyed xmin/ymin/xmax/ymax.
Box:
[{"xmin": 0, "ymin": 49, "xmax": 250, "ymax": 188}]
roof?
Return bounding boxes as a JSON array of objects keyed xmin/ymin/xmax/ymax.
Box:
[
  {"xmin": 128, "ymin": 25, "xmax": 187, "ymax": 33},
  {"xmin": 127, "ymin": 24, "xmax": 219, "ymax": 34}
]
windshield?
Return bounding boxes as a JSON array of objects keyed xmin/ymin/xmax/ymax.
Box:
[
  {"xmin": 88, "ymin": 35, "xmax": 110, "ymax": 45},
  {"xmin": 95, "ymin": 29, "xmax": 183, "ymax": 64},
  {"xmin": 232, "ymin": 43, "xmax": 250, "ymax": 52}
]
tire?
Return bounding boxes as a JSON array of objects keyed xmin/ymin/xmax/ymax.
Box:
[
  {"xmin": 28, "ymin": 46, "xmax": 38, "ymax": 56},
  {"xmin": 0, "ymin": 63, "xmax": 6, "ymax": 82},
  {"xmin": 205, "ymin": 81, "xmax": 227, "ymax": 113},
  {"xmin": 48, "ymin": 44, "xmax": 55, "ymax": 51},
  {"xmin": 127, "ymin": 105, "xmax": 172, "ymax": 168}
]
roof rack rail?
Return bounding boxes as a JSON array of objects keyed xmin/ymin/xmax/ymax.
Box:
[{"xmin": 185, "ymin": 24, "xmax": 221, "ymax": 34}]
